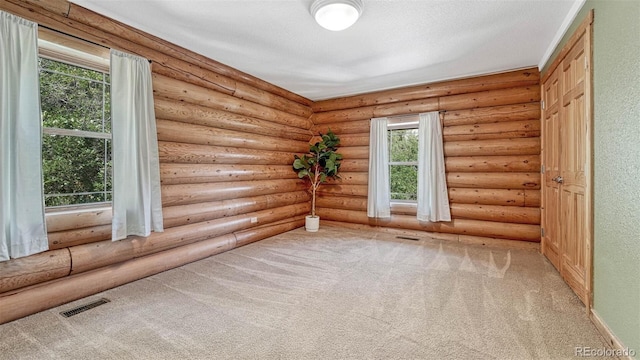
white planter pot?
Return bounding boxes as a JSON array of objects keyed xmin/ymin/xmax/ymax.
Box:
[{"xmin": 305, "ymin": 215, "xmax": 320, "ymax": 232}]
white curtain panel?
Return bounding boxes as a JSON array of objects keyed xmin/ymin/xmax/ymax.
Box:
[
  {"xmin": 0, "ymin": 11, "xmax": 49, "ymax": 261},
  {"xmin": 417, "ymin": 112, "xmax": 451, "ymax": 222},
  {"xmin": 111, "ymin": 49, "xmax": 163, "ymax": 241},
  {"xmin": 367, "ymin": 117, "xmax": 391, "ymax": 218}
]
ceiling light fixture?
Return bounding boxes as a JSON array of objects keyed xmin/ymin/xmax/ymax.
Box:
[{"xmin": 311, "ymin": 0, "xmax": 363, "ymax": 31}]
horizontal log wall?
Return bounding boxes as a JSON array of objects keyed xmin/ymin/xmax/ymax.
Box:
[
  {"xmin": 312, "ymin": 68, "xmax": 541, "ymax": 242},
  {"xmin": 0, "ymin": 0, "xmax": 313, "ymax": 324}
]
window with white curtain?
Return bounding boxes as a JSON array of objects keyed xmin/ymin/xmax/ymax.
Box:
[
  {"xmin": 368, "ymin": 112, "xmax": 451, "ymax": 222},
  {"xmin": 1, "ymin": 14, "xmax": 160, "ymax": 260},
  {"xmin": 38, "ymin": 32, "xmax": 112, "ymax": 208}
]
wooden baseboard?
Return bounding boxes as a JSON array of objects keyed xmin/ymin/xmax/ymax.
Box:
[
  {"xmin": 321, "ymin": 220, "xmax": 540, "ymax": 251},
  {"xmin": 590, "ymin": 309, "xmax": 636, "ymax": 360}
]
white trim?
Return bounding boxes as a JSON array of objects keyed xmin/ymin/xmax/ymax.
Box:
[
  {"xmin": 39, "ymin": 38, "xmax": 110, "ymax": 73},
  {"xmin": 45, "ymin": 203, "xmax": 111, "ymax": 214},
  {"xmin": 538, "ymin": 0, "xmax": 587, "ymax": 70},
  {"xmin": 43, "ymin": 127, "xmax": 111, "ymax": 139},
  {"xmin": 390, "ymin": 201, "xmax": 417, "ymax": 207},
  {"xmin": 387, "ymin": 113, "xmax": 420, "ymax": 129},
  {"xmin": 389, "ymin": 161, "xmax": 418, "ymax": 166},
  {"xmin": 388, "ymin": 121, "xmax": 418, "ymax": 130}
]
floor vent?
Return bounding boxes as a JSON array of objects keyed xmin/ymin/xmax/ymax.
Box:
[
  {"xmin": 60, "ymin": 298, "xmax": 110, "ymax": 318},
  {"xmin": 396, "ymin": 236, "xmax": 420, "ymax": 241}
]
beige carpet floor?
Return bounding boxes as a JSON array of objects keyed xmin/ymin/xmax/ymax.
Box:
[{"xmin": 0, "ymin": 226, "xmax": 612, "ymax": 359}]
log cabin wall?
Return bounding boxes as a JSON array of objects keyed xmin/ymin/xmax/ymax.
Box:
[
  {"xmin": 0, "ymin": 0, "xmax": 313, "ymax": 324},
  {"xmin": 310, "ymin": 68, "xmax": 542, "ymax": 244}
]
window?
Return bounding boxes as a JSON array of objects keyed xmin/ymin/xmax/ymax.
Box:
[
  {"xmin": 39, "ymin": 41, "xmax": 111, "ymax": 207},
  {"xmin": 369, "ymin": 112, "xmax": 450, "ymax": 221},
  {"xmin": 388, "ymin": 123, "xmax": 419, "ymax": 201}
]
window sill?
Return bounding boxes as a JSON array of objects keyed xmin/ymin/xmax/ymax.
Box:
[
  {"xmin": 390, "ymin": 202, "xmax": 417, "ymax": 215},
  {"xmin": 45, "ymin": 202, "xmax": 112, "ymax": 215}
]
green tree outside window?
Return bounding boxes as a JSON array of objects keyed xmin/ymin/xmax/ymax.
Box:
[
  {"xmin": 388, "ymin": 128, "xmax": 419, "ymax": 201},
  {"xmin": 39, "ymin": 58, "xmax": 112, "ymax": 207}
]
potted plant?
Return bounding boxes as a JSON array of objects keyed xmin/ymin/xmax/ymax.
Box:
[{"xmin": 293, "ymin": 130, "xmax": 342, "ymax": 232}]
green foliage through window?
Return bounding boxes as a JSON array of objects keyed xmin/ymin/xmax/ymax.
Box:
[
  {"xmin": 388, "ymin": 128, "xmax": 418, "ymax": 201},
  {"xmin": 39, "ymin": 58, "xmax": 112, "ymax": 207}
]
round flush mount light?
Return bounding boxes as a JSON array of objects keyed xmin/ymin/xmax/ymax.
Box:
[{"xmin": 311, "ymin": 0, "xmax": 363, "ymax": 31}]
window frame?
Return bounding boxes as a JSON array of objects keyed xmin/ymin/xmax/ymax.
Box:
[
  {"xmin": 38, "ymin": 29, "xmax": 113, "ymax": 210},
  {"xmin": 387, "ymin": 117, "xmax": 419, "ymax": 204}
]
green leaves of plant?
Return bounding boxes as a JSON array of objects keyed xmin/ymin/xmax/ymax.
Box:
[
  {"xmin": 292, "ymin": 156, "xmax": 307, "ymax": 169},
  {"xmin": 321, "ymin": 130, "xmax": 340, "ymax": 148},
  {"xmin": 292, "ymin": 129, "xmax": 343, "ymax": 186},
  {"xmin": 324, "ymin": 159, "xmax": 334, "ymax": 171}
]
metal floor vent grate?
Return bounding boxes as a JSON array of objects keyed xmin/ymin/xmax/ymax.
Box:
[
  {"xmin": 396, "ymin": 236, "xmax": 420, "ymax": 241},
  {"xmin": 60, "ymin": 298, "xmax": 110, "ymax": 318}
]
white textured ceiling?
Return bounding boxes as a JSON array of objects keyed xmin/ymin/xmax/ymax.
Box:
[{"xmin": 70, "ymin": 0, "xmax": 580, "ymax": 101}]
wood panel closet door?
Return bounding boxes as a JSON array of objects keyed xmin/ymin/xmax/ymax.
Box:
[
  {"xmin": 541, "ymin": 67, "xmax": 561, "ymax": 271},
  {"xmin": 540, "ymin": 12, "xmax": 592, "ymax": 308},
  {"xmin": 559, "ymin": 32, "xmax": 590, "ymax": 305}
]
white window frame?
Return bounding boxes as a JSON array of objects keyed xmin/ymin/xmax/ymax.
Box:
[
  {"xmin": 387, "ymin": 116, "xmax": 419, "ymax": 205},
  {"xmin": 38, "ymin": 29, "xmax": 112, "ymax": 210}
]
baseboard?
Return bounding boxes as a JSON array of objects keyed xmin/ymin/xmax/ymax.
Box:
[
  {"xmin": 590, "ymin": 309, "xmax": 636, "ymax": 360},
  {"xmin": 321, "ymin": 221, "xmax": 540, "ymax": 251}
]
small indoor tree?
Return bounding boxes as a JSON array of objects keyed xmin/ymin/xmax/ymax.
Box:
[{"xmin": 293, "ymin": 130, "xmax": 342, "ymax": 231}]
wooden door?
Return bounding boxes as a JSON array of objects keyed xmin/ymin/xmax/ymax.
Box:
[
  {"xmin": 541, "ymin": 67, "xmax": 562, "ymax": 271},
  {"xmin": 540, "ymin": 12, "xmax": 592, "ymax": 308},
  {"xmin": 559, "ymin": 32, "xmax": 590, "ymax": 305}
]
